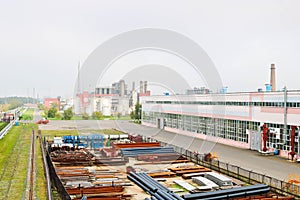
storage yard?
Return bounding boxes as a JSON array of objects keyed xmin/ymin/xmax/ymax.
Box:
[{"xmin": 45, "ymin": 131, "xmax": 297, "ymax": 200}]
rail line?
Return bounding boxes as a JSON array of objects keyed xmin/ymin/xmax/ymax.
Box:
[{"xmin": 28, "ymin": 130, "xmax": 35, "ymax": 200}]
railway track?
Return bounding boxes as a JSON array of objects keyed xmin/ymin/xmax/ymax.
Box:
[{"xmin": 29, "ymin": 130, "xmax": 35, "ymax": 200}]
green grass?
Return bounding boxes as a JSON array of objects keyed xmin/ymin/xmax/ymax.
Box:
[
  {"xmin": 20, "ymin": 107, "xmax": 26, "ymax": 113},
  {"xmin": 97, "ymin": 129, "xmax": 125, "ymax": 135},
  {"xmin": 0, "ymin": 123, "xmax": 39, "ymax": 199},
  {"xmin": 35, "ymin": 136, "xmax": 47, "ymax": 200},
  {"xmin": 41, "ymin": 130, "xmax": 80, "ymax": 137},
  {"xmin": 71, "ymin": 115, "xmax": 83, "ymax": 120},
  {"xmin": 42, "ymin": 114, "xmax": 132, "ymax": 121},
  {"xmin": 0, "ymin": 122, "xmax": 9, "ymax": 131},
  {"xmin": 0, "ymin": 125, "xmax": 21, "ymax": 172},
  {"xmin": 21, "ymin": 108, "xmax": 35, "ymax": 120},
  {"xmin": 47, "ymin": 117, "xmax": 62, "ymax": 120},
  {"xmin": 40, "ymin": 129, "xmax": 125, "ymax": 140}
]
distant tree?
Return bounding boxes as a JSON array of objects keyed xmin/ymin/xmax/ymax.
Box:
[
  {"xmin": 134, "ymin": 103, "xmax": 142, "ymax": 122},
  {"xmin": 38, "ymin": 103, "xmax": 44, "ymax": 110},
  {"xmin": 117, "ymin": 112, "xmax": 121, "ymax": 118},
  {"xmin": 130, "ymin": 110, "xmax": 134, "ymax": 119},
  {"xmin": 92, "ymin": 111, "xmax": 102, "ymax": 120},
  {"xmin": 43, "ymin": 107, "xmax": 49, "ymax": 118},
  {"xmin": 50, "ymin": 102, "xmax": 58, "ymax": 109},
  {"xmin": 48, "ymin": 107, "xmax": 57, "ymax": 118},
  {"xmin": 55, "ymin": 112, "xmax": 62, "ymax": 119},
  {"xmin": 63, "ymin": 107, "xmax": 73, "ymax": 120},
  {"xmin": 82, "ymin": 112, "xmax": 89, "ymax": 120},
  {"xmin": 0, "ymin": 104, "xmax": 9, "ymax": 112},
  {"xmin": 8, "ymin": 99, "xmax": 22, "ymax": 110}
]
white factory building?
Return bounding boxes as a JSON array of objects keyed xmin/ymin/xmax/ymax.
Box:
[
  {"xmin": 141, "ymin": 90, "xmax": 300, "ymax": 159},
  {"xmin": 74, "ymin": 80, "xmax": 150, "ymax": 116}
]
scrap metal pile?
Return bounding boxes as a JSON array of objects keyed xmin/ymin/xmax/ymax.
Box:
[
  {"xmin": 51, "ymin": 150, "xmax": 93, "ymax": 165},
  {"xmin": 57, "ymin": 166, "xmax": 133, "ymax": 200},
  {"xmin": 48, "ymin": 134, "xmax": 296, "ymax": 200}
]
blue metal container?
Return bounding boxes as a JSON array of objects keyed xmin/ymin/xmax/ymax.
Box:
[{"xmin": 265, "ymin": 84, "xmax": 272, "ymax": 92}]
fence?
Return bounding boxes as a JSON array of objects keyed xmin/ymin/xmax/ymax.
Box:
[
  {"xmin": 39, "ymin": 132, "xmax": 52, "ymax": 200},
  {"xmin": 45, "ymin": 146, "xmax": 71, "ymax": 200},
  {"xmin": 0, "ymin": 120, "xmax": 15, "ymax": 140},
  {"xmin": 156, "ymin": 140, "xmax": 300, "ymax": 198}
]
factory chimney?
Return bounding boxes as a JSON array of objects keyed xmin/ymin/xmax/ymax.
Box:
[
  {"xmin": 120, "ymin": 80, "xmax": 125, "ymax": 96},
  {"xmin": 140, "ymin": 81, "xmax": 143, "ymax": 94},
  {"xmin": 144, "ymin": 81, "xmax": 148, "ymax": 93},
  {"xmin": 132, "ymin": 81, "xmax": 135, "ymax": 91},
  {"xmin": 270, "ymin": 63, "xmax": 276, "ymax": 91}
]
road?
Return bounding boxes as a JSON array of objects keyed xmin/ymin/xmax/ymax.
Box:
[
  {"xmin": 33, "ymin": 108, "xmax": 42, "ymax": 122},
  {"xmin": 38, "ymin": 120, "xmax": 300, "ymax": 181}
]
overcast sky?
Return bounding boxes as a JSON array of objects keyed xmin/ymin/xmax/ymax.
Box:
[{"xmin": 1, "ymin": 0, "xmax": 300, "ymax": 98}]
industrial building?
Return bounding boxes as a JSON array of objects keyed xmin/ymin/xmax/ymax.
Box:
[
  {"xmin": 141, "ymin": 90, "xmax": 300, "ymax": 159},
  {"xmin": 44, "ymin": 97, "xmax": 61, "ymax": 109},
  {"xmin": 141, "ymin": 64, "xmax": 300, "ymax": 159},
  {"xmin": 75, "ymin": 80, "xmax": 150, "ymax": 116}
]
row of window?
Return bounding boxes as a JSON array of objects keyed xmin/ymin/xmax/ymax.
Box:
[
  {"xmin": 145, "ymin": 101, "xmax": 300, "ymax": 108},
  {"xmin": 143, "ymin": 111, "xmax": 299, "ymax": 152}
]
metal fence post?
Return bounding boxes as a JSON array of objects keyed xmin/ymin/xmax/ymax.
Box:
[
  {"xmin": 226, "ymin": 163, "xmax": 229, "ymax": 175},
  {"xmin": 248, "ymin": 171, "xmax": 251, "ymax": 184},
  {"xmin": 185, "ymin": 149, "xmax": 188, "ymax": 157}
]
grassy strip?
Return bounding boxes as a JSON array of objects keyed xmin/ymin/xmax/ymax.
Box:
[
  {"xmin": 0, "ymin": 124, "xmax": 21, "ymax": 172},
  {"xmin": 41, "ymin": 129, "xmax": 124, "ymax": 137},
  {"xmin": 99, "ymin": 129, "xmax": 125, "ymax": 135},
  {"xmin": 47, "ymin": 115, "xmax": 132, "ymax": 120},
  {"xmin": 0, "ymin": 124, "xmax": 38, "ymax": 199},
  {"xmin": 41, "ymin": 130, "xmax": 79, "ymax": 137},
  {"xmin": 0, "ymin": 122, "xmax": 9, "ymax": 131},
  {"xmin": 35, "ymin": 136, "xmax": 47, "ymax": 200},
  {"xmin": 22, "ymin": 108, "xmax": 35, "ymax": 120}
]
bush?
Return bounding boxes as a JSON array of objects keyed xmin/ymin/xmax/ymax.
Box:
[
  {"xmin": 55, "ymin": 112, "xmax": 62, "ymax": 119},
  {"xmin": 63, "ymin": 107, "xmax": 73, "ymax": 120},
  {"xmin": 82, "ymin": 113, "xmax": 89, "ymax": 120},
  {"xmin": 47, "ymin": 107, "xmax": 57, "ymax": 118},
  {"xmin": 92, "ymin": 111, "xmax": 102, "ymax": 120}
]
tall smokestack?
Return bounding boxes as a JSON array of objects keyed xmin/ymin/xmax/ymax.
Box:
[
  {"xmin": 132, "ymin": 81, "xmax": 135, "ymax": 91},
  {"xmin": 140, "ymin": 81, "xmax": 143, "ymax": 94},
  {"xmin": 120, "ymin": 80, "xmax": 125, "ymax": 96},
  {"xmin": 270, "ymin": 63, "xmax": 276, "ymax": 91},
  {"xmin": 144, "ymin": 81, "xmax": 147, "ymax": 93}
]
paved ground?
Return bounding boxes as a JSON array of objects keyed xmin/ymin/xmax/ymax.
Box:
[
  {"xmin": 39, "ymin": 120, "xmax": 300, "ymax": 181},
  {"xmin": 33, "ymin": 108, "xmax": 42, "ymax": 122}
]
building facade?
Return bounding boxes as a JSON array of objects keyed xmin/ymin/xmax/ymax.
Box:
[
  {"xmin": 44, "ymin": 97, "xmax": 61, "ymax": 110},
  {"xmin": 141, "ymin": 90, "xmax": 300, "ymax": 159}
]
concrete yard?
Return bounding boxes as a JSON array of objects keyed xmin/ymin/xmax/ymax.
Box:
[{"xmin": 39, "ymin": 120, "xmax": 300, "ymax": 181}]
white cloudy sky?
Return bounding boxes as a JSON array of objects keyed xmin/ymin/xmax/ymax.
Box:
[{"xmin": 0, "ymin": 0, "xmax": 299, "ymax": 98}]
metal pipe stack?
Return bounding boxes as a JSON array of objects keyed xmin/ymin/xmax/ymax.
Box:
[
  {"xmin": 128, "ymin": 172, "xmax": 184, "ymax": 200},
  {"xmin": 182, "ymin": 184, "xmax": 270, "ymax": 199}
]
